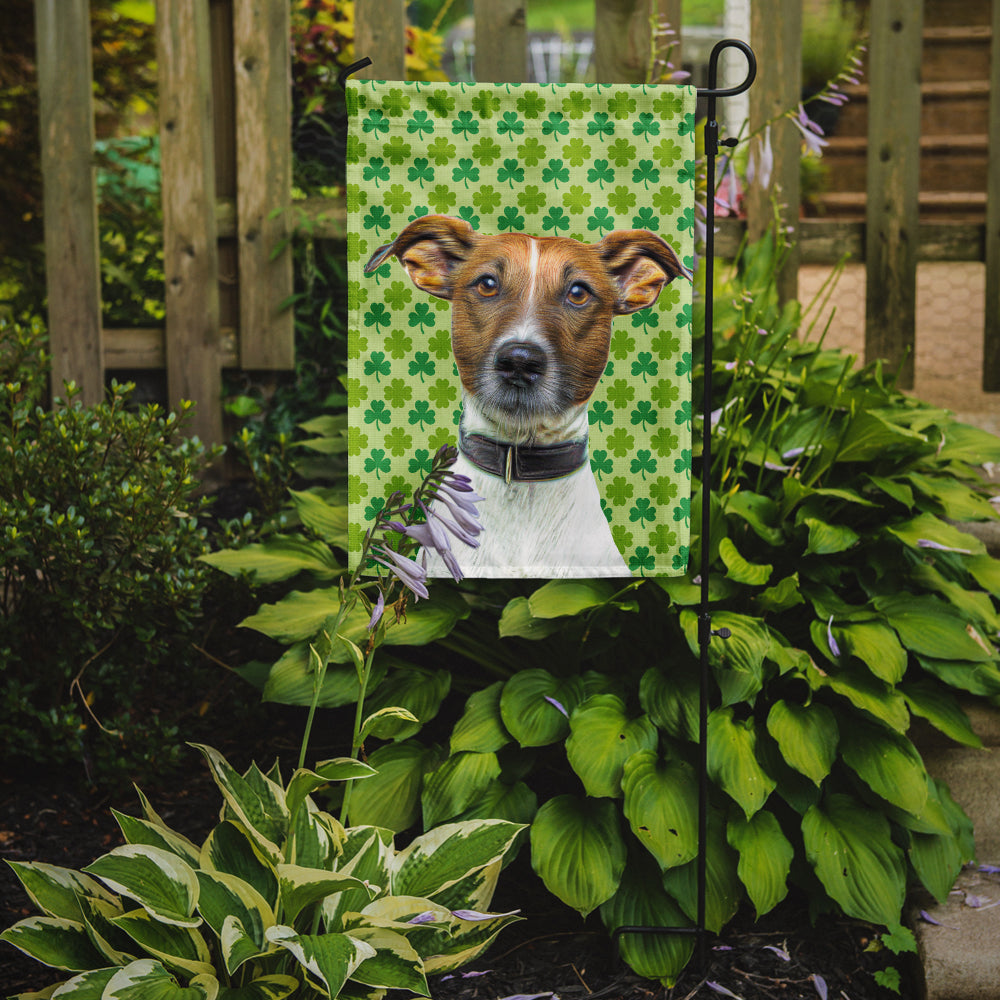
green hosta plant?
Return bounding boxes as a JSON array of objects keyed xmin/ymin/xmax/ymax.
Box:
[
  {"xmin": 344, "ymin": 233, "xmax": 999, "ymax": 985},
  {"xmin": 1, "ymin": 744, "xmax": 523, "ymax": 999}
]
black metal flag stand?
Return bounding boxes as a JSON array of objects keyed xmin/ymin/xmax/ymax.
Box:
[{"xmin": 340, "ymin": 37, "xmax": 758, "ymax": 975}]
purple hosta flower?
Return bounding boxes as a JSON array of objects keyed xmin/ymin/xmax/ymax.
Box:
[
  {"xmin": 827, "ymin": 615, "xmax": 841, "ymax": 658},
  {"xmin": 372, "ymin": 544, "xmax": 429, "ymax": 600},
  {"xmin": 451, "ymin": 908, "xmax": 521, "ymax": 921},
  {"xmin": 544, "ymin": 695, "xmax": 569, "ymax": 718},
  {"xmin": 367, "ymin": 590, "xmax": 385, "ymax": 631},
  {"xmin": 791, "ymin": 104, "xmax": 828, "ymax": 157},
  {"xmin": 706, "ymin": 983, "xmax": 742, "ymax": 999},
  {"xmin": 763, "ymin": 944, "xmax": 791, "ymax": 962},
  {"xmin": 811, "ymin": 974, "xmax": 828, "ymax": 1000},
  {"xmin": 979, "ymin": 864, "xmax": 1000, "ymax": 874},
  {"xmin": 917, "ymin": 538, "xmax": 973, "ymax": 555},
  {"xmin": 715, "ymin": 157, "xmax": 741, "ymax": 216},
  {"xmin": 746, "ymin": 125, "xmax": 774, "ymax": 191},
  {"xmin": 407, "ymin": 911, "xmax": 438, "ymax": 925}
]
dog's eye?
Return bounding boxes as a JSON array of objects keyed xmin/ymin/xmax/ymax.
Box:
[
  {"xmin": 475, "ymin": 275, "xmax": 499, "ymax": 297},
  {"xmin": 567, "ymin": 283, "xmax": 592, "ymax": 307}
]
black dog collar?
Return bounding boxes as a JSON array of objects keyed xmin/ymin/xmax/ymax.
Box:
[{"xmin": 459, "ymin": 426, "xmax": 589, "ymax": 484}]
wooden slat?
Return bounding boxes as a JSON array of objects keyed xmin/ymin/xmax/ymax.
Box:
[
  {"xmin": 984, "ymin": 0, "xmax": 1000, "ymax": 390},
  {"xmin": 594, "ymin": 0, "xmax": 655, "ymax": 84},
  {"xmin": 474, "ymin": 0, "xmax": 526, "ymax": 82},
  {"xmin": 864, "ymin": 0, "xmax": 923, "ymax": 389},
  {"xmin": 233, "ymin": 0, "xmax": 294, "ymax": 369},
  {"xmin": 157, "ymin": 0, "xmax": 223, "ymax": 444},
  {"xmin": 746, "ymin": 0, "xmax": 802, "ymax": 304},
  {"xmin": 354, "ymin": 0, "xmax": 406, "ymax": 81},
  {"xmin": 103, "ymin": 328, "xmax": 238, "ymax": 370},
  {"xmin": 34, "ymin": 0, "xmax": 103, "ymax": 404}
]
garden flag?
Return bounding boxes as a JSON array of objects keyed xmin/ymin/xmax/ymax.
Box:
[{"xmin": 347, "ymin": 80, "xmax": 697, "ymax": 578}]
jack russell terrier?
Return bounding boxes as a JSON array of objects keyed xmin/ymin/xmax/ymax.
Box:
[{"xmin": 364, "ymin": 214, "xmax": 687, "ymax": 578}]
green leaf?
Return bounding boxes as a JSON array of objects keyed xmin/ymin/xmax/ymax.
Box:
[
  {"xmin": 393, "ymin": 819, "xmax": 524, "ymax": 900},
  {"xmin": 916, "ymin": 655, "xmax": 1000, "ymax": 697},
  {"xmin": 345, "ymin": 926, "xmax": 429, "ymax": 994},
  {"xmin": 450, "ymin": 682, "xmax": 511, "ymax": 754},
  {"xmin": 660, "ymin": 811, "xmax": 741, "ymax": 933},
  {"xmin": 803, "ymin": 517, "xmax": 859, "ymax": 556},
  {"xmin": 285, "ymin": 759, "xmax": 376, "ymax": 821},
  {"xmin": 265, "ymin": 926, "xmax": 375, "ymax": 997},
  {"xmin": 935, "ymin": 421, "xmax": 1000, "ymax": 465},
  {"xmin": 755, "ymin": 573, "xmax": 805, "ymax": 614},
  {"xmin": 707, "ymin": 707, "xmax": 776, "ymax": 818},
  {"xmin": 680, "ymin": 610, "xmax": 770, "ymax": 706},
  {"xmin": 499, "ymin": 670, "xmax": 584, "ymax": 747},
  {"xmin": 530, "ymin": 795, "xmax": 626, "ymax": 917},
  {"xmin": 421, "ymin": 751, "xmax": 502, "ymax": 828},
  {"xmin": 260, "ymin": 643, "xmax": 387, "ymax": 709},
  {"xmin": 276, "ymin": 865, "xmax": 374, "ymax": 925},
  {"xmin": 886, "ymin": 512, "xmax": 985, "ymax": 556},
  {"xmin": 909, "ymin": 824, "xmax": 965, "ymax": 905},
  {"xmin": 718, "ymin": 537, "xmax": 772, "ymax": 585},
  {"xmin": 83, "ymin": 846, "xmax": 200, "ymax": 928},
  {"xmin": 566, "ymin": 695, "xmax": 658, "ymax": 798},
  {"xmin": 966, "ymin": 553, "xmax": 1000, "ymax": 597},
  {"xmin": 200, "ymin": 535, "xmax": 340, "ymax": 584},
  {"xmin": 802, "ymin": 793, "xmax": 906, "ymax": 926},
  {"xmin": 216, "ymin": 976, "xmax": 299, "ymax": 1000},
  {"xmin": 834, "ymin": 621, "xmax": 908, "ymax": 684},
  {"xmin": 360, "ymin": 706, "xmax": 421, "ymax": 742},
  {"xmin": 4, "ymin": 862, "xmax": 117, "ymax": 923},
  {"xmin": 874, "ymin": 594, "xmax": 995, "ymax": 662},
  {"xmin": 621, "ymin": 751, "xmax": 698, "ymax": 870},
  {"xmin": 599, "ymin": 853, "xmax": 694, "ymax": 986},
  {"xmin": 288, "ymin": 489, "xmax": 349, "ymax": 546},
  {"xmin": 103, "ymin": 959, "xmax": 218, "ymax": 1000},
  {"xmin": 526, "ymin": 579, "xmax": 617, "ymax": 617},
  {"xmin": 901, "ymin": 680, "xmax": 982, "ymax": 748},
  {"xmin": 110, "ymin": 909, "xmax": 214, "ymax": 978},
  {"xmin": 347, "ymin": 740, "xmax": 442, "ymax": 832},
  {"xmin": 835, "ymin": 410, "xmax": 928, "ymax": 463},
  {"xmin": 362, "ymin": 667, "xmax": 451, "ymax": 740},
  {"xmin": 765, "ymin": 700, "xmax": 838, "ymax": 786},
  {"xmin": 808, "ymin": 661, "xmax": 910, "ymax": 732},
  {"xmin": 0, "ymin": 917, "xmax": 107, "ymax": 972},
  {"xmin": 727, "ymin": 811, "xmax": 793, "ymax": 917},
  {"xmin": 839, "ymin": 718, "xmax": 929, "ymax": 816},
  {"xmin": 639, "ymin": 664, "xmax": 699, "ymax": 742},
  {"xmin": 724, "ymin": 490, "xmax": 784, "ymax": 545},
  {"xmin": 452, "ymin": 779, "xmax": 538, "ymax": 827},
  {"xmin": 497, "ymin": 597, "xmax": 565, "ymax": 639}
]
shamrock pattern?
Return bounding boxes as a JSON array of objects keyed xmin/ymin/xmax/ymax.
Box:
[{"xmin": 347, "ymin": 80, "xmax": 697, "ymax": 577}]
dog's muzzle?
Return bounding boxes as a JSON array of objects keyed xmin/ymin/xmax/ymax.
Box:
[{"xmin": 494, "ymin": 340, "xmax": 547, "ymax": 389}]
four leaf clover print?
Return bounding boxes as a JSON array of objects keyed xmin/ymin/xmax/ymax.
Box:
[{"xmin": 349, "ymin": 80, "xmax": 696, "ymax": 575}]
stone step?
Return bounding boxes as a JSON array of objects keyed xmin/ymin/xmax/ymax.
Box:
[{"xmin": 821, "ymin": 134, "xmax": 989, "ymax": 194}]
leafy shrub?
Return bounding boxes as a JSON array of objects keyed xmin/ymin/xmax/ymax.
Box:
[
  {"xmin": 0, "ymin": 317, "xmax": 219, "ymax": 782},
  {"xmin": 1, "ymin": 744, "xmax": 524, "ymax": 998}
]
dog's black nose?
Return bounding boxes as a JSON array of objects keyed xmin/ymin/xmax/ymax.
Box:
[{"xmin": 494, "ymin": 341, "xmax": 546, "ymax": 388}]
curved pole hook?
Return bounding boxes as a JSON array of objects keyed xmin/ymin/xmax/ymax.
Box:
[{"xmin": 699, "ymin": 38, "xmax": 756, "ymax": 99}]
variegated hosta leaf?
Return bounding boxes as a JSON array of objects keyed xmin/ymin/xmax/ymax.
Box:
[
  {"xmin": 47, "ymin": 966, "xmax": 118, "ymax": 997},
  {"xmin": 421, "ymin": 907, "xmax": 522, "ymax": 975},
  {"xmin": 77, "ymin": 894, "xmax": 136, "ymax": 966},
  {"xmin": 765, "ymin": 700, "xmax": 838, "ymax": 786},
  {"xmin": 0, "ymin": 916, "xmax": 107, "ymax": 972},
  {"xmin": 83, "ymin": 845, "xmax": 200, "ymax": 928},
  {"xmin": 425, "ymin": 859, "xmax": 501, "ymax": 916},
  {"xmin": 214, "ymin": 974, "xmax": 300, "ymax": 1000},
  {"xmin": 566, "ymin": 695, "xmax": 658, "ymax": 798},
  {"xmin": 112, "ymin": 810, "xmax": 202, "ymax": 868},
  {"xmin": 276, "ymin": 864, "xmax": 376, "ymax": 925},
  {"xmin": 220, "ymin": 915, "xmax": 269, "ymax": 979},
  {"xmin": 190, "ymin": 745, "xmax": 287, "ymax": 863},
  {"xmin": 195, "ymin": 870, "xmax": 274, "ymax": 973},
  {"xmin": 802, "ymin": 793, "xmax": 906, "ymax": 926},
  {"xmin": 102, "ymin": 958, "xmax": 218, "ymax": 1000},
  {"xmin": 391, "ymin": 820, "xmax": 524, "ymax": 900},
  {"xmin": 420, "ymin": 751, "xmax": 501, "ymax": 829},
  {"xmin": 345, "ymin": 926, "xmax": 429, "ymax": 995},
  {"xmin": 726, "ymin": 810, "xmax": 793, "ymax": 918},
  {"xmin": 288, "ymin": 802, "xmax": 344, "ymax": 870},
  {"xmin": 265, "ymin": 925, "xmax": 376, "ymax": 998},
  {"xmin": 110, "ymin": 908, "xmax": 214, "ymax": 978},
  {"xmin": 661, "ymin": 810, "xmax": 742, "ymax": 934},
  {"xmin": 529, "ymin": 795, "xmax": 626, "ymax": 917},
  {"xmin": 450, "ymin": 681, "xmax": 511, "ymax": 754},
  {"xmin": 706, "ymin": 707, "xmax": 776, "ymax": 819},
  {"xmin": 323, "ymin": 829, "xmax": 393, "ymax": 931},
  {"xmin": 599, "ymin": 853, "xmax": 694, "ymax": 987},
  {"xmin": 621, "ymin": 751, "xmax": 699, "ymax": 871},
  {"xmin": 200, "ymin": 822, "xmax": 278, "ymax": 910},
  {"xmin": 4, "ymin": 862, "xmax": 117, "ymax": 922},
  {"xmin": 285, "ymin": 760, "xmax": 376, "ymax": 822}
]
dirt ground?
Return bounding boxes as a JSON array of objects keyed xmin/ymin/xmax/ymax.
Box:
[{"xmin": 799, "ymin": 262, "xmax": 1000, "ymax": 437}]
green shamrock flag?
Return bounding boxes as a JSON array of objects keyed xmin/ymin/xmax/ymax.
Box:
[{"xmin": 347, "ymin": 80, "xmax": 696, "ymax": 578}]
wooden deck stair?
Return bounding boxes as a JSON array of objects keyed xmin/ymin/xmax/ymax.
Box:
[{"xmin": 815, "ymin": 3, "xmax": 993, "ymax": 222}]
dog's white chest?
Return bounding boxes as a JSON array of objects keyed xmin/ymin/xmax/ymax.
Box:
[{"xmin": 427, "ymin": 453, "xmax": 630, "ymax": 579}]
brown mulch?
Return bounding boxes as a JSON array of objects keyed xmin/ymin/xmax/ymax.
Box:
[{"xmin": 1, "ymin": 744, "xmax": 913, "ymax": 1000}]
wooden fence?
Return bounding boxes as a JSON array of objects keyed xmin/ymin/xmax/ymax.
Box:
[{"xmin": 33, "ymin": 0, "xmax": 1000, "ymax": 444}]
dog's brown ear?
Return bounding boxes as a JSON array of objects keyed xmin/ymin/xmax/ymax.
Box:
[
  {"xmin": 596, "ymin": 231, "xmax": 690, "ymax": 315},
  {"xmin": 364, "ymin": 215, "xmax": 477, "ymax": 300}
]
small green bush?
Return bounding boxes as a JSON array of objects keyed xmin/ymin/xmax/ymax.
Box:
[{"xmin": 0, "ymin": 317, "xmax": 219, "ymax": 783}]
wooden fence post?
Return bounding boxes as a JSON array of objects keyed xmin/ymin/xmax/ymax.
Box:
[
  {"xmin": 157, "ymin": 0, "xmax": 223, "ymax": 445},
  {"xmin": 354, "ymin": 0, "xmax": 406, "ymax": 81},
  {"xmin": 865, "ymin": 0, "xmax": 923, "ymax": 389},
  {"xmin": 233, "ymin": 0, "xmax": 294, "ymax": 370},
  {"xmin": 34, "ymin": 0, "xmax": 104, "ymax": 405},
  {"xmin": 746, "ymin": 0, "xmax": 801, "ymax": 305},
  {"xmin": 983, "ymin": 0, "xmax": 1000, "ymax": 390},
  {"xmin": 593, "ymin": 0, "xmax": 666, "ymax": 84},
  {"xmin": 474, "ymin": 0, "xmax": 526, "ymax": 83}
]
